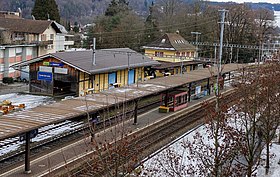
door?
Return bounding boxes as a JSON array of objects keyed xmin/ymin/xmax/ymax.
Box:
[
  {"xmin": 128, "ymin": 69, "xmax": 135, "ymax": 85},
  {"xmin": 108, "ymin": 72, "xmax": 116, "ymax": 89}
]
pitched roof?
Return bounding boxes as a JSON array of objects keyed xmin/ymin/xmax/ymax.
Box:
[
  {"xmin": 143, "ymin": 33, "xmax": 196, "ymax": 51},
  {"xmin": 0, "ymin": 18, "xmax": 61, "ymax": 34},
  {"xmin": 12, "ymin": 48, "xmax": 160, "ymax": 74},
  {"xmin": 152, "ymin": 61, "xmax": 205, "ymax": 70}
]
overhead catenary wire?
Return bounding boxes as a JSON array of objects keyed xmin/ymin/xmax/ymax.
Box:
[
  {"xmin": 92, "ymin": 16, "xmax": 218, "ymax": 36},
  {"xmin": 93, "ymin": 25, "xmax": 218, "ymax": 42}
]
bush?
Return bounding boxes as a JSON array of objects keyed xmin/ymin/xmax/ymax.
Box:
[{"xmin": 2, "ymin": 77, "xmax": 14, "ymax": 84}]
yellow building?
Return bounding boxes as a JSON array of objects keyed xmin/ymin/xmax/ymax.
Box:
[
  {"xmin": 143, "ymin": 33, "xmax": 197, "ymax": 63},
  {"xmin": 143, "ymin": 33, "xmax": 203, "ymax": 77},
  {"xmin": 12, "ymin": 48, "xmax": 159, "ymax": 96}
]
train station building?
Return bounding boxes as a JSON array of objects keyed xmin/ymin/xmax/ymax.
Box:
[
  {"xmin": 143, "ymin": 33, "xmax": 207, "ymax": 77},
  {"xmin": 12, "ymin": 48, "xmax": 159, "ymax": 96}
]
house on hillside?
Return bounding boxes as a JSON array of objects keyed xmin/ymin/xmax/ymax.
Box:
[
  {"xmin": 0, "ymin": 15, "xmax": 74, "ymax": 81},
  {"xmin": 12, "ymin": 48, "xmax": 160, "ymax": 96},
  {"xmin": 143, "ymin": 33, "xmax": 204, "ymax": 77}
]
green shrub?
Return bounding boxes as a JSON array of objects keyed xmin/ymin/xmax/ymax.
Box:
[{"xmin": 2, "ymin": 77, "xmax": 14, "ymax": 84}]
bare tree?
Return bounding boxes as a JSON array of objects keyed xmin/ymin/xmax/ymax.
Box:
[
  {"xmin": 157, "ymin": 0, "xmax": 182, "ymax": 32},
  {"xmin": 228, "ymin": 65, "xmax": 279, "ymax": 177},
  {"xmin": 257, "ymin": 62, "xmax": 280, "ymax": 174},
  {"xmin": 225, "ymin": 4, "xmax": 253, "ymax": 45},
  {"xmin": 74, "ymin": 94, "xmax": 143, "ymax": 177},
  {"xmin": 185, "ymin": 92, "xmax": 242, "ymax": 177}
]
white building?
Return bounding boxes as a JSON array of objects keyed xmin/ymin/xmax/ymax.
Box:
[{"xmin": 0, "ymin": 16, "xmax": 74, "ymax": 81}]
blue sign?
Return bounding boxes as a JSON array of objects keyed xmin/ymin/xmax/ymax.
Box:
[
  {"xmin": 38, "ymin": 71, "xmax": 52, "ymax": 81},
  {"xmin": 50, "ymin": 62, "xmax": 64, "ymax": 67}
]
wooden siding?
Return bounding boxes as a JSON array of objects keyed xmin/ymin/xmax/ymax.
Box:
[{"xmin": 30, "ymin": 57, "xmax": 78, "ymax": 96}]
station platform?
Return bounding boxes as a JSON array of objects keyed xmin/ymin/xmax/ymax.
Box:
[{"xmin": 0, "ymin": 85, "xmax": 233, "ymax": 177}]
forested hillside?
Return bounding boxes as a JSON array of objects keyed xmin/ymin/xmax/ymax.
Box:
[
  {"xmin": 0, "ymin": 0, "xmax": 279, "ymax": 24},
  {"xmin": 0, "ymin": 0, "xmax": 153, "ymax": 24}
]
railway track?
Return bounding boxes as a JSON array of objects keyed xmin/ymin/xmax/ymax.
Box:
[
  {"xmin": 69, "ymin": 90, "xmax": 238, "ymax": 177},
  {"xmin": 0, "ymin": 97, "xmax": 160, "ymax": 173}
]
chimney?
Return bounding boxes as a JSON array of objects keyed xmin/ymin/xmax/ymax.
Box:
[
  {"xmin": 176, "ymin": 30, "xmax": 180, "ymax": 34},
  {"xmin": 92, "ymin": 38, "xmax": 96, "ymax": 65},
  {"xmin": 18, "ymin": 8, "xmax": 22, "ymax": 18}
]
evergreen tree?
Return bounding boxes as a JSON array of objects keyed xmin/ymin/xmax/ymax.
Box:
[
  {"xmin": 67, "ymin": 21, "xmax": 71, "ymax": 31},
  {"xmin": 32, "ymin": 0, "xmax": 60, "ymax": 22},
  {"xmin": 105, "ymin": 0, "xmax": 129, "ymax": 16},
  {"xmin": 73, "ymin": 22, "xmax": 79, "ymax": 33}
]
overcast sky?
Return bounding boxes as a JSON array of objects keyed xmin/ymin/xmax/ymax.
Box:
[{"xmin": 210, "ymin": 0, "xmax": 280, "ymax": 4}]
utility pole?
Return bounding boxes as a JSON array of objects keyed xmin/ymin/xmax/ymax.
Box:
[
  {"xmin": 258, "ymin": 41, "xmax": 261, "ymax": 64},
  {"xmin": 216, "ymin": 9, "xmax": 227, "ymax": 97},
  {"xmin": 214, "ymin": 45, "xmax": 217, "ymax": 64},
  {"xmin": 236, "ymin": 48, "xmax": 239, "ymax": 63},
  {"xmin": 230, "ymin": 46, "xmax": 233, "ymax": 63},
  {"xmin": 191, "ymin": 32, "xmax": 201, "ymax": 59}
]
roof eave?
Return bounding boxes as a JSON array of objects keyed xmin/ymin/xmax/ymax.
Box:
[
  {"xmin": 10, "ymin": 54, "xmax": 91, "ymax": 74},
  {"xmin": 89, "ymin": 61, "xmax": 160, "ymax": 75},
  {"xmin": 142, "ymin": 46, "xmax": 176, "ymax": 51}
]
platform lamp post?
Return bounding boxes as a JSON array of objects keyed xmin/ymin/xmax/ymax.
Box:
[
  {"xmin": 180, "ymin": 56, "xmax": 184, "ymax": 75},
  {"xmin": 133, "ymin": 98, "xmax": 139, "ymax": 125},
  {"xmin": 25, "ymin": 131, "xmax": 31, "ymax": 173},
  {"xmin": 191, "ymin": 32, "xmax": 201, "ymax": 59}
]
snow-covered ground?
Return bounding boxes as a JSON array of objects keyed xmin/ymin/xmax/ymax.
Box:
[
  {"xmin": 275, "ymin": 11, "xmax": 280, "ymax": 28},
  {"xmin": 0, "ymin": 93, "xmax": 55, "ymax": 109},
  {"xmin": 256, "ymin": 143, "xmax": 280, "ymax": 177},
  {"xmin": 141, "ymin": 126, "xmax": 280, "ymax": 177},
  {"xmin": 141, "ymin": 126, "xmax": 203, "ymax": 177}
]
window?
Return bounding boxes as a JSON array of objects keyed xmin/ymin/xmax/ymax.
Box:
[
  {"xmin": 41, "ymin": 34, "xmax": 46, "ymax": 41},
  {"xmin": 16, "ymin": 47, "xmax": 22, "ymax": 56},
  {"xmin": 176, "ymin": 52, "xmax": 180, "ymax": 56},
  {"xmin": 48, "ymin": 45, "xmax": 53, "ymax": 49},
  {"xmin": 161, "ymin": 39, "xmax": 166, "ymax": 43},
  {"xmin": 155, "ymin": 51, "xmax": 164, "ymax": 57},
  {"xmin": 50, "ymin": 34, "xmax": 54, "ymax": 40},
  {"xmin": 45, "ymin": 45, "xmax": 53, "ymax": 50},
  {"xmin": 182, "ymin": 52, "xmax": 185, "ymax": 56},
  {"xmin": 14, "ymin": 33, "xmax": 24, "ymax": 41}
]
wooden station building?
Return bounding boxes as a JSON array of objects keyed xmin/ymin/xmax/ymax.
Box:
[{"xmin": 12, "ymin": 48, "xmax": 159, "ymax": 96}]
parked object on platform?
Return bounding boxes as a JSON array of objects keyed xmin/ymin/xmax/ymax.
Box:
[
  {"xmin": 0, "ymin": 100, "xmax": 25, "ymax": 115},
  {"xmin": 160, "ymin": 90, "xmax": 188, "ymax": 112}
]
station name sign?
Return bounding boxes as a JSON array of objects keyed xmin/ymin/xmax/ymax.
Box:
[
  {"xmin": 38, "ymin": 71, "xmax": 53, "ymax": 81},
  {"xmin": 54, "ymin": 67, "xmax": 68, "ymax": 74},
  {"xmin": 43, "ymin": 62, "xmax": 64, "ymax": 67},
  {"xmin": 39, "ymin": 66, "xmax": 52, "ymax": 73}
]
